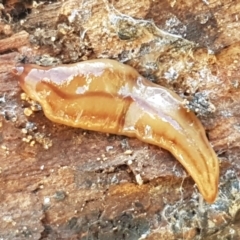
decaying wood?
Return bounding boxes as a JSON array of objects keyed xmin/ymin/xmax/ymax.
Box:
[
  {"xmin": 0, "ymin": 31, "xmax": 29, "ymax": 53},
  {"xmin": 0, "ymin": 0, "xmax": 240, "ymax": 239}
]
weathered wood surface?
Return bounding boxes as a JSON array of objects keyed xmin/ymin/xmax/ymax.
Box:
[{"xmin": 0, "ymin": 0, "xmax": 240, "ymax": 239}]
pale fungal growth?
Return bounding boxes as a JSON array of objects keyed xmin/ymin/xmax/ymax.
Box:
[
  {"xmin": 23, "ymin": 107, "xmax": 33, "ymax": 117},
  {"xmin": 124, "ymin": 150, "xmax": 133, "ymax": 155},
  {"xmin": 13, "ymin": 59, "xmax": 219, "ymax": 203}
]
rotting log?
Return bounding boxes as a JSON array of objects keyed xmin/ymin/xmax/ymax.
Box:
[{"xmin": 0, "ymin": 0, "xmax": 240, "ymax": 239}]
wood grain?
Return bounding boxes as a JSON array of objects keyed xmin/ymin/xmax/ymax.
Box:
[{"xmin": 0, "ymin": 0, "xmax": 240, "ymax": 239}]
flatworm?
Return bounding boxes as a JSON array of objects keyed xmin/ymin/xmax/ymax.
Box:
[{"xmin": 13, "ymin": 59, "xmax": 219, "ymax": 203}]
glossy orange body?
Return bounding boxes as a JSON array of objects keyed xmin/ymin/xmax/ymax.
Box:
[{"xmin": 13, "ymin": 59, "xmax": 219, "ymax": 203}]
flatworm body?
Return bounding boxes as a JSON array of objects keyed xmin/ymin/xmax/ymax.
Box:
[{"xmin": 13, "ymin": 59, "xmax": 219, "ymax": 203}]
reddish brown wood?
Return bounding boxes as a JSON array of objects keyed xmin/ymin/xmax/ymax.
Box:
[{"xmin": 0, "ymin": 0, "xmax": 240, "ymax": 239}]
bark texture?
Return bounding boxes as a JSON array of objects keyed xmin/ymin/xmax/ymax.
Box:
[{"xmin": 0, "ymin": 0, "xmax": 240, "ymax": 239}]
